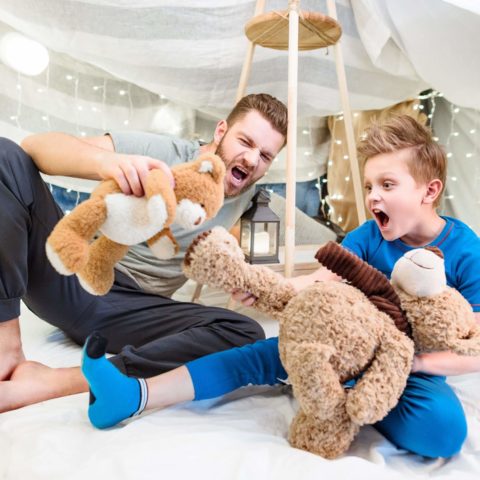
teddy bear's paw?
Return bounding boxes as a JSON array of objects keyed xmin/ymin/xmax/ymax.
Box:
[
  {"xmin": 46, "ymin": 238, "xmax": 89, "ymax": 275},
  {"xmin": 345, "ymin": 391, "xmax": 387, "ymax": 426},
  {"xmin": 46, "ymin": 243, "xmax": 74, "ymax": 275},
  {"xmin": 182, "ymin": 227, "xmax": 247, "ymax": 290},
  {"xmin": 149, "ymin": 235, "xmax": 178, "ymax": 259},
  {"xmin": 147, "ymin": 194, "xmax": 169, "ymax": 228},
  {"xmin": 345, "ymin": 400, "xmax": 369, "ymax": 425},
  {"xmin": 289, "ymin": 410, "xmax": 358, "ymax": 459},
  {"xmin": 76, "ymin": 271, "xmax": 113, "ymax": 296},
  {"xmin": 447, "ymin": 333, "xmax": 480, "ymax": 356},
  {"xmin": 77, "ymin": 275, "xmax": 102, "ymax": 296},
  {"xmin": 183, "ymin": 230, "xmax": 213, "ymax": 266}
]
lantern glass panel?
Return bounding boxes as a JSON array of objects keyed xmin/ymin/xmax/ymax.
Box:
[
  {"xmin": 240, "ymin": 220, "xmax": 252, "ymax": 255},
  {"xmin": 252, "ymin": 222, "xmax": 278, "ymax": 257}
]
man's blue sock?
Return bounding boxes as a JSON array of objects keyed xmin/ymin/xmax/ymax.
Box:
[{"xmin": 81, "ymin": 332, "xmax": 148, "ymax": 429}]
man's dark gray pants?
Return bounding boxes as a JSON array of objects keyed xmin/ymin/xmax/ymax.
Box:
[{"xmin": 0, "ymin": 137, "xmax": 265, "ymax": 377}]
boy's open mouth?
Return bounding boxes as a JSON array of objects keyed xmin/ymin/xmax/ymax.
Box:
[{"xmin": 373, "ymin": 209, "xmax": 390, "ymax": 228}]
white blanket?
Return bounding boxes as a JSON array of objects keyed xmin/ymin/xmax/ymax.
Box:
[{"xmin": 1, "ymin": 283, "xmax": 479, "ymax": 480}]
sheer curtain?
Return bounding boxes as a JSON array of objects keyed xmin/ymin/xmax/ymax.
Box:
[{"xmin": 0, "ymin": 1, "xmax": 479, "ymax": 229}]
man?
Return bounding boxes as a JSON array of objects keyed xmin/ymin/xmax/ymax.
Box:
[{"xmin": 0, "ymin": 93, "xmax": 288, "ymax": 412}]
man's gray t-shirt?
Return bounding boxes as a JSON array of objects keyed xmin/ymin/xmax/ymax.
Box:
[{"xmin": 108, "ymin": 131, "xmax": 255, "ymax": 297}]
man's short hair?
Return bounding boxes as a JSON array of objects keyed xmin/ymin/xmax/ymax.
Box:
[
  {"xmin": 358, "ymin": 114, "xmax": 447, "ymax": 207},
  {"xmin": 226, "ymin": 93, "xmax": 288, "ymax": 143}
]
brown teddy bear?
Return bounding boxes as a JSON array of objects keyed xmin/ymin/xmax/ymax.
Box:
[
  {"xmin": 183, "ymin": 227, "xmax": 414, "ymax": 459},
  {"xmin": 183, "ymin": 227, "xmax": 480, "ymax": 458},
  {"xmin": 46, "ymin": 153, "xmax": 225, "ymax": 296}
]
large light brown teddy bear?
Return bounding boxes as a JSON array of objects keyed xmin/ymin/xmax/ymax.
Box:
[
  {"xmin": 46, "ymin": 153, "xmax": 225, "ymax": 296},
  {"xmin": 183, "ymin": 227, "xmax": 480, "ymax": 458},
  {"xmin": 183, "ymin": 227, "xmax": 414, "ymax": 459}
]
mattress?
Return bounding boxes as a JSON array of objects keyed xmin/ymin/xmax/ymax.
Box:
[{"xmin": 1, "ymin": 282, "xmax": 479, "ymax": 480}]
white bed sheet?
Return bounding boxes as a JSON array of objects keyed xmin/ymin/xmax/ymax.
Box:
[{"xmin": 1, "ymin": 283, "xmax": 479, "ymax": 480}]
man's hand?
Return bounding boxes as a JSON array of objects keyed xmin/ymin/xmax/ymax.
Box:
[
  {"xmin": 97, "ymin": 153, "xmax": 175, "ymax": 197},
  {"xmin": 21, "ymin": 132, "xmax": 175, "ymax": 195},
  {"xmin": 231, "ymin": 288, "xmax": 258, "ymax": 307}
]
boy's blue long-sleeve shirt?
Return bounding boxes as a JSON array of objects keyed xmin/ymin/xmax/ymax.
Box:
[{"xmin": 341, "ymin": 217, "xmax": 480, "ymax": 312}]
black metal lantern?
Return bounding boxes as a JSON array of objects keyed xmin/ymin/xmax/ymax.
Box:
[{"xmin": 240, "ymin": 189, "xmax": 280, "ymax": 264}]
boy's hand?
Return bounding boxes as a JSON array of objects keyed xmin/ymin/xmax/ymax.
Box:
[
  {"xmin": 288, "ymin": 274, "xmax": 316, "ymax": 293},
  {"xmin": 97, "ymin": 152, "xmax": 174, "ymax": 197},
  {"xmin": 411, "ymin": 354, "xmax": 423, "ymax": 373},
  {"xmin": 230, "ymin": 267, "xmax": 343, "ymax": 305}
]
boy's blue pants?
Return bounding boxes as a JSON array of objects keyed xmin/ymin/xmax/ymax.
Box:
[{"xmin": 186, "ymin": 337, "xmax": 467, "ymax": 458}]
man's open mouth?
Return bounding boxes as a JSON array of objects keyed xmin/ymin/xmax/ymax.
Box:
[
  {"xmin": 373, "ymin": 209, "xmax": 390, "ymax": 228},
  {"xmin": 231, "ymin": 166, "xmax": 249, "ymax": 184}
]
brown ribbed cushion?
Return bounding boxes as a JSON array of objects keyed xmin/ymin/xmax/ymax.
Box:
[{"xmin": 315, "ymin": 242, "xmax": 411, "ymax": 336}]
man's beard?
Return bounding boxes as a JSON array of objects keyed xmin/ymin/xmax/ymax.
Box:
[{"xmin": 215, "ymin": 138, "xmax": 255, "ymax": 198}]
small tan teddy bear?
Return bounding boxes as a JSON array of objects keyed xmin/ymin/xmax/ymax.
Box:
[
  {"xmin": 46, "ymin": 153, "xmax": 225, "ymax": 295},
  {"xmin": 183, "ymin": 227, "xmax": 414, "ymax": 459}
]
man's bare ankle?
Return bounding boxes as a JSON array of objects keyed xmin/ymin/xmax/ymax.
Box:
[
  {"xmin": 0, "ymin": 318, "xmax": 25, "ymax": 380},
  {"xmin": 0, "ymin": 348, "xmax": 26, "ymax": 380}
]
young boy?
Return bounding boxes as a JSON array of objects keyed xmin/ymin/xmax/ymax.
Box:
[{"xmin": 81, "ymin": 115, "xmax": 480, "ymax": 458}]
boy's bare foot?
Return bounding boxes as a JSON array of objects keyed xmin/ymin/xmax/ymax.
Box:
[
  {"xmin": 0, "ymin": 319, "xmax": 25, "ymax": 380},
  {"xmin": 0, "ymin": 361, "xmax": 88, "ymax": 413}
]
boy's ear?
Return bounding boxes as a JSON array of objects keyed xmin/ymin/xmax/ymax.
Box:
[
  {"xmin": 213, "ymin": 119, "xmax": 228, "ymax": 145},
  {"xmin": 423, "ymin": 179, "xmax": 443, "ymax": 205}
]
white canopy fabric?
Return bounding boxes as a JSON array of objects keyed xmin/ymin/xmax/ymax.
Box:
[
  {"xmin": 351, "ymin": 0, "xmax": 480, "ymax": 110},
  {"xmin": 0, "ymin": 0, "xmax": 479, "ymax": 230},
  {"xmin": 2, "ymin": 0, "xmax": 478, "ymax": 112},
  {"xmin": 350, "ymin": 0, "xmax": 480, "ymax": 234},
  {"xmin": 0, "ymin": 0, "xmax": 431, "ymax": 117},
  {"xmin": 433, "ymin": 98, "xmax": 480, "ymax": 232}
]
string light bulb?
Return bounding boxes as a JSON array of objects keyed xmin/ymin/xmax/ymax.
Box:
[{"xmin": 0, "ymin": 32, "xmax": 49, "ymax": 76}]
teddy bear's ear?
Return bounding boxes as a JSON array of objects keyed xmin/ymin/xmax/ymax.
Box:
[
  {"xmin": 424, "ymin": 245, "xmax": 444, "ymax": 259},
  {"xmin": 196, "ymin": 153, "xmax": 226, "ymax": 184}
]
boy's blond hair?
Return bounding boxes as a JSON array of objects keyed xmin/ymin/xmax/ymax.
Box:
[{"xmin": 358, "ymin": 115, "xmax": 447, "ymax": 207}]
